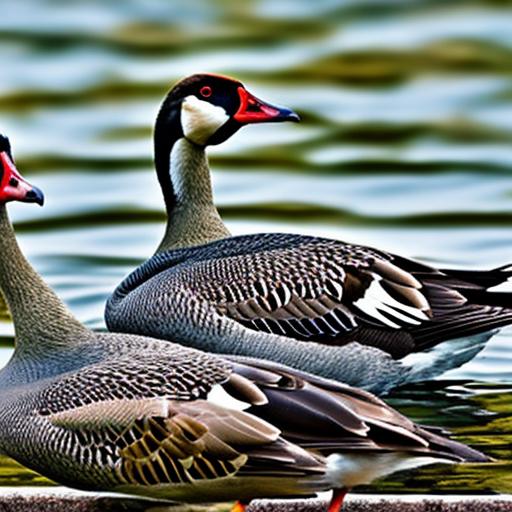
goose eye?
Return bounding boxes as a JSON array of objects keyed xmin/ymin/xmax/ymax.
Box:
[
  {"xmin": 9, "ymin": 177, "xmax": 19, "ymax": 188},
  {"xmin": 200, "ymin": 86, "xmax": 212, "ymax": 98}
]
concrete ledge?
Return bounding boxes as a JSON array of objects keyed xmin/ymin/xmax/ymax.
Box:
[
  {"xmin": 0, "ymin": 489, "xmax": 511, "ymax": 512},
  {"xmin": 251, "ymin": 495, "xmax": 512, "ymax": 512}
]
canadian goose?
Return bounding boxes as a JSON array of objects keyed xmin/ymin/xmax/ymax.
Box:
[
  {"xmin": 0, "ymin": 134, "xmax": 489, "ymax": 510},
  {"xmin": 105, "ymin": 73, "xmax": 512, "ymax": 393}
]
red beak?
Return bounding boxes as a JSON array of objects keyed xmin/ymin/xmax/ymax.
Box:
[
  {"xmin": 234, "ymin": 87, "xmax": 300, "ymax": 124},
  {"xmin": 0, "ymin": 152, "xmax": 44, "ymax": 206}
]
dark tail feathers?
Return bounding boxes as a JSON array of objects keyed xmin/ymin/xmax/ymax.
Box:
[
  {"xmin": 440, "ymin": 264, "xmax": 512, "ymax": 309},
  {"xmin": 441, "ymin": 264, "xmax": 511, "ymax": 290}
]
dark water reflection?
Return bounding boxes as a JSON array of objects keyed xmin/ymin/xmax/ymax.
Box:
[
  {"xmin": 378, "ymin": 382, "xmax": 512, "ymax": 494},
  {"xmin": 0, "ymin": 0, "xmax": 511, "ymax": 496}
]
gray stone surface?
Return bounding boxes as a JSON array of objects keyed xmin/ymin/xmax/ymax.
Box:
[
  {"xmin": 251, "ymin": 497, "xmax": 512, "ymax": 512},
  {"xmin": 0, "ymin": 491, "xmax": 511, "ymax": 512}
]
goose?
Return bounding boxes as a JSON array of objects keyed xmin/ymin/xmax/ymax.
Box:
[
  {"xmin": 105, "ymin": 73, "xmax": 512, "ymax": 393},
  {"xmin": 0, "ymin": 134, "xmax": 490, "ymax": 511}
]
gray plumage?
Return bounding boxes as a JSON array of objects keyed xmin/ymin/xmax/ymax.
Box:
[
  {"xmin": 106, "ymin": 75, "xmax": 512, "ymax": 393},
  {"xmin": 107, "ymin": 227, "xmax": 512, "ymax": 393},
  {"xmin": 0, "ymin": 145, "xmax": 489, "ymax": 505}
]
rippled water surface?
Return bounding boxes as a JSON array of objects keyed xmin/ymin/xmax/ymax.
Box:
[{"xmin": 0, "ymin": 0, "xmax": 511, "ymax": 496}]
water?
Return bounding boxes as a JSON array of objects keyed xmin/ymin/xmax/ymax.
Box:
[{"xmin": 0, "ymin": 0, "xmax": 511, "ymax": 495}]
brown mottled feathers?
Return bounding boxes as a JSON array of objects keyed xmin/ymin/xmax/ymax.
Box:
[
  {"xmin": 30, "ymin": 337, "xmax": 487, "ymax": 496},
  {"xmin": 46, "ymin": 394, "xmax": 324, "ymax": 487},
  {"xmin": 49, "ymin": 398, "xmax": 247, "ymax": 484}
]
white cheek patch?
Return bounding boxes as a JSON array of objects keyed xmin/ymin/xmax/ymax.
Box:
[{"xmin": 181, "ymin": 95, "xmax": 229, "ymax": 145}]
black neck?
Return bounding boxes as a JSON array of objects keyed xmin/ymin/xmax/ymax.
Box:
[{"xmin": 154, "ymin": 99, "xmax": 182, "ymax": 214}]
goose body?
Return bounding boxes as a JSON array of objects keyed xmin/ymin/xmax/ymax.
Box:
[
  {"xmin": 105, "ymin": 74, "xmax": 512, "ymax": 393},
  {"xmin": 0, "ymin": 135, "xmax": 488, "ymax": 509}
]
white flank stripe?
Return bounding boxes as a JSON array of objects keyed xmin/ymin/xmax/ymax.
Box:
[{"xmin": 488, "ymin": 276, "xmax": 512, "ymax": 293}]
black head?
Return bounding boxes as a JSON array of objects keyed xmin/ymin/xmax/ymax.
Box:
[
  {"xmin": 0, "ymin": 134, "xmax": 44, "ymax": 206},
  {"xmin": 0, "ymin": 134, "xmax": 13, "ymax": 160},
  {"xmin": 153, "ymin": 74, "xmax": 299, "ymax": 212},
  {"xmin": 155, "ymin": 73, "xmax": 300, "ymax": 147}
]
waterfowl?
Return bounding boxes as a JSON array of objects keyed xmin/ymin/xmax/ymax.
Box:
[
  {"xmin": 105, "ymin": 73, "xmax": 512, "ymax": 393},
  {"xmin": 0, "ymin": 135, "xmax": 489, "ymax": 510}
]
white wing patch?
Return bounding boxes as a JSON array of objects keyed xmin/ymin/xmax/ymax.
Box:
[
  {"xmin": 354, "ymin": 275, "xmax": 429, "ymax": 329},
  {"xmin": 181, "ymin": 95, "xmax": 229, "ymax": 145},
  {"xmin": 207, "ymin": 384, "xmax": 252, "ymax": 411}
]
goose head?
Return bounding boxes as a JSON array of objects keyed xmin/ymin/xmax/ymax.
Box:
[
  {"xmin": 155, "ymin": 73, "xmax": 299, "ymax": 147},
  {"xmin": 154, "ymin": 74, "xmax": 299, "ymax": 214},
  {"xmin": 0, "ymin": 135, "xmax": 44, "ymax": 206}
]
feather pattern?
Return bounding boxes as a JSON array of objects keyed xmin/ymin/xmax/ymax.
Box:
[
  {"xmin": 0, "ymin": 120, "xmax": 494, "ymax": 508},
  {"xmin": 106, "ymin": 233, "xmax": 512, "ymax": 372},
  {"xmin": 0, "ymin": 332, "xmax": 488, "ymax": 503},
  {"xmin": 103, "ymin": 73, "xmax": 512, "ymax": 391}
]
